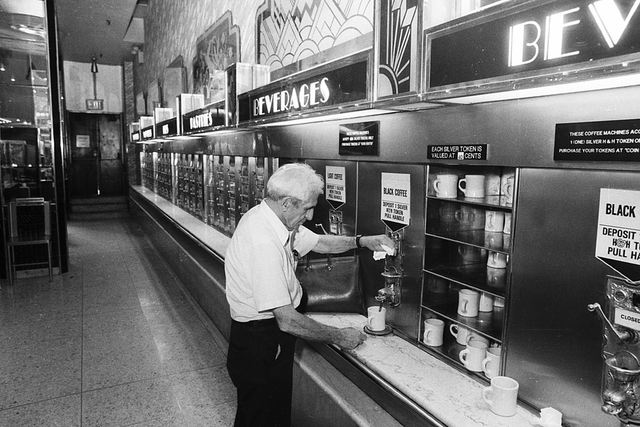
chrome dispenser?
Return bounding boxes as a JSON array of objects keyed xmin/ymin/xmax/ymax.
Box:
[
  {"xmin": 376, "ymin": 229, "xmax": 404, "ymax": 307},
  {"xmin": 589, "ymin": 277, "xmax": 640, "ymax": 424}
]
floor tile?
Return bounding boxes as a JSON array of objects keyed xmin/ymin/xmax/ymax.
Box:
[
  {"xmin": 82, "ymin": 281, "xmax": 140, "ymax": 315},
  {"xmin": 0, "ymin": 394, "xmax": 81, "ymax": 427}
]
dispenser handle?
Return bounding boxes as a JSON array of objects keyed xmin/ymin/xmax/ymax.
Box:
[{"xmin": 587, "ymin": 303, "xmax": 634, "ymax": 342}]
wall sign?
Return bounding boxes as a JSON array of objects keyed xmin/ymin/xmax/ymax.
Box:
[
  {"xmin": 86, "ymin": 99, "xmax": 104, "ymax": 110},
  {"xmin": 555, "ymin": 119, "xmax": 640, "ymax": 161},
  {"xmin": 339, "ymin": 121, "xmax": 379, "ymax": 156},
  {"xmin": 76, "ymin": 134, "xmax": 90, "ymax": 148},
  {"xmin": 141, "ymin": 126, "xmax": 154, "ymax": 140},
  {"xmin": 325, "ymin": 166, "xmax": 346, "ymax": 209},
  {"xmin": 596, "ymin": 188, "xmax": 640, "ymax": 282},
  {"xmin": 427, "ymin": 144, "xmax": 487, "ymax": 160},
  {"xmin": 131, "ymin": 132, "xmax": 140, "ymax": 142},
  {"xmin": 181, "ymin": 103, "xmax": 226, "ymax": 134},
  {"xmin": 238, "ymin": 59, "xmax": 368, "ymax": 122},
  {"xmin": 381, "ymin": 172, "xmax": 411, "ymax": 231},
  {"xmin": 155, "ymin": 118, "xmax": 177, "ymax": 138},
  {"xmin": 428, "ymin": 0, "xmax": 640, "ymax": 88}
]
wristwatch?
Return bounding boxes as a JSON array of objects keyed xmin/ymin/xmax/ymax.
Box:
[{"xmin": 355, "ymin": 234, "xmax": 363, "ymax": 248}]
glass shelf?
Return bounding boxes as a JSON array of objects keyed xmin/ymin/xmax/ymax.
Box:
[
  {"xmin": 423, "ymin": 265, "xmax": 509, "ymax": 296},
  {"xmin": 425, "ymin": 230, "xmax": 511, "ymax": 254},
  {"xmin": 421, "ymin": 303, "xmax": 503, "ymax": 342},
  {"xmin": 426, "ymin": 194, "xmax": 512, "ymax": 210}
]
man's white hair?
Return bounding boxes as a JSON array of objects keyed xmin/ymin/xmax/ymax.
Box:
[{"xmin": 266, "ymin": 163, "xmax": 324, "ymax": 202}]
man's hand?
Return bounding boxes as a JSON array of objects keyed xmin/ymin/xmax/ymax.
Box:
[
  {"xmin": 359, "ymin": 234, "xmax": 396, "ymax": 253},
  {"xmin": 337, "ymin": 327, "xmax": 367, "ymax": 350}
]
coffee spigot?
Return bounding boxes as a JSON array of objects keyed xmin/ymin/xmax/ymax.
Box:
[
  {"xmin": 380, "ymin": 268, "xmax": 402, "ymax": 307},
  {"xmin": 588, "ymin": 303, "xmax": 637, "ymax": 343},
  {"xmin": 315, "ymin": 223, "xmax": 333, "ymax": 271}
]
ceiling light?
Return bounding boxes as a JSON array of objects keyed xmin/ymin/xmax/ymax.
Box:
[
  {"xmin": 0, "ymin": 63, "xmax": 5, "ymax": 72},
  {"xmin": 10, "ymin": 74, "xmax": 15, "ymax": 82}
]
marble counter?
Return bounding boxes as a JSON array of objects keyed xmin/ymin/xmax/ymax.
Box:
[{"xmin": 130, "ymin": 185, "xmax": 543, "ymax": 426}]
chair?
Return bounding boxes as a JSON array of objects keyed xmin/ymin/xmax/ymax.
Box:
[{"xmin": 5, "ymin": 197, "xmax": 52, "ymax": 285}]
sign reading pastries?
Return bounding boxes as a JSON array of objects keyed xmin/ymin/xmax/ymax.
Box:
[
  {"xmin": 182, "ymin": 103, "xmax": 226, "ymax": 134},
  {"xmin": 555, "ymin": 119, "xmax": 640, "ymax": 161}
]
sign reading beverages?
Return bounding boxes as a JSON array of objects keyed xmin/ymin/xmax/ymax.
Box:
[
  {"xmin": 596, "ymin": 188, "xmax": 640, "ymax": 282},
  {"xmin": 238, "ymin": 58, "xmax": 368, "ymax": 122},
  {"xmin": 428, "ymin": 0, "xmax": 640, "ymax": 88},
  {"xmin": 339, "ymin": 121, "xmax": 379, "ymax": 156},
  {"xmin": 325, "ymin": 166, "xmax": 346, "ymax": 209},
  {"xmin": 427, "ymin": 144, "xmax": 487, "ymax": 160},
  {"xmin": 555, "ymin": 119, "xmax": 640, "ymax": 161},
  {"xmin": 381, "ymin": 173, "xmax": 410, "ymax": 231}
]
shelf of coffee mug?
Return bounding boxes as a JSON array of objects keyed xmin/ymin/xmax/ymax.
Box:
[
  {"xmin": 425, "ymin": 230, "xmax": 511, "ymax": 254},
  {"xmin": 423, "ymin": 266, "xmax": 508, "ymax": 296},
  {"xmin": 426, "ymin": 195, "xmax": 513, "ymax": 210},
  {"xmin": 417, "ymin": 337, "xmax": 500, "ymax": 381},
  {"xmin": 420, "ymin": 303, "xmax": 503, "ymax": 342}
]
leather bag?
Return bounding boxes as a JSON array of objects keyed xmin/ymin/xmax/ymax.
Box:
[{"xmin": 296, "ymin": 255, "xmax": 364, "ymax": 314}]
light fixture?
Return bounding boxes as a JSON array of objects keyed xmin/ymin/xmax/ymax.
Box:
[
  {"xmin": 10, "ymin": 74, "xmax": 15, "ymax": 82},
  {"xmin": 254, "ymin": 108, "xmax": 396, "ymax": 127},
  {"xmin": 0, "ymin": 63, "xmax": 5, "ymax": 72}
]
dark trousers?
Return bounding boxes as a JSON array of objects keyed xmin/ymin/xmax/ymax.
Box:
[{"xmin": 227, "ymin": 318, "xmax": 297, "ymax": 427}]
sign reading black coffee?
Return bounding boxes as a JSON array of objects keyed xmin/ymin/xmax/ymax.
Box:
[
  {"xmin": 427, "ymin": 144, "xmax": 487, "ymax": 160},
  {"xmin": 339, "ymin": 121, "xmax": 379, "ymax": 156},
  {"xmin": 141, "ymin": 126, "xmax": 154, "ymax": 140},
  {"xmin": 429, "ymin": 0, "xmax": 640, "ymax": 88},
  {"xmin": 182, "ymin": 103, "xmax": 226, "ymax": 134},
  {"xmin": 554, "ymin": 119, "xmax": 640, "ymax": 161},
  {"xmin": 155, "ymin": 118, "xmax": 177, "ymax": 138},
  {"xmin": 238, "ymin": 60, "xmax": 368, "ymax": 122}
]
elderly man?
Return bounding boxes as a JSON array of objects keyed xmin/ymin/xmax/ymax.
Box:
[{"xmin": 225, "ymin": 162, "xmax": 394, "ymax": 427}]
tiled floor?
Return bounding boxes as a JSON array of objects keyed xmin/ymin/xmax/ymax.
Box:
[{"xmin": 0, "ymin": 218, "xmax": 236, "ymax": 426}]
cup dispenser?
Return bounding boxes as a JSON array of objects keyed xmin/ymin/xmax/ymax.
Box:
[{"xmin": 589, "ymin": 276, "xmax": 640, "ymax": 424}]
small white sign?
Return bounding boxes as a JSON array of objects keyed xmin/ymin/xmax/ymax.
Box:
[
  {"xmin": 325, "ymin": 166, "xmax": 346, "ymax": 204},
  {"xmin": 595, "ymin": 188, "xmax": 640, "ymax": 265},
  {"xmin": 615, "ymin": 308, "xmax": 640, "ymax": 332},
  {"xmin": 76, "ymin": 134, "xmax": 90, "ymax": 148},
  {"xmin": 380, "ymin": 172, "xmax": 410, "ymax": 226}
]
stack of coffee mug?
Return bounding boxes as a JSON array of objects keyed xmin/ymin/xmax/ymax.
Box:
[{"xmin": 431, "ymin": 170, "xmax": 514, "ymax": 205}]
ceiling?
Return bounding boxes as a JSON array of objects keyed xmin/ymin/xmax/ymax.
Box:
[{"xmin": 54, "ymin": 0, "xmax": 145, "ymax": 65}]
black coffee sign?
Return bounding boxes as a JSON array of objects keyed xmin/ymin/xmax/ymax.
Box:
[
  {"xmin": 429, "ymin": 0, "xmax": 640, "ymax": 88},
  {"xmin": 339, "ymin": 121, "xmax": 379, "ymax": 156},
  {"xmin": 555, "ymin": 119, "xmax": 640, "ymax": 161},
  {"xmin": 238, "ymin": 60, "xmax": 368, "ymax": 122}
]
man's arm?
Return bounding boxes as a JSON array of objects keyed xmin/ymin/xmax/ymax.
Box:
[
  {"xmin": 272, "ymin": 304, "xmax": 366, "ymax": 350},
  {"xmin": 312, "ymin": 234, "xmax": 395, "ymax": 254}
]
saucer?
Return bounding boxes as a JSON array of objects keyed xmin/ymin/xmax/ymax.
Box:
[{"xmin": 364, "ymin": 325, "xmax": 393, "ymax": 336}]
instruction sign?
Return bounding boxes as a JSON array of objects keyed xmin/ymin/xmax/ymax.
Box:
[
  {"xmin": 339, "ymin": 121, "xmax": 379, "ymax": 156},
  {"xmin": 381, "ymin": 173, "xmax": 410, "ymax": 230},
  {"xmin": 596, "ymin": 188, "xmax": 640, "ymax": 282},
  {"xmin": 427, "ymin": 144, "xmax": 487, "ymax": 160},
  {"xmin": 325, "ymin": 166, "xmax": 346, "ymax": 208},
  {"xmin": 555, "ymin": 119, "xmax": 640, "ymax": 161},
  {"xmin": 76, "ymin": 134, "xmax": 90, "ymax": 148}
]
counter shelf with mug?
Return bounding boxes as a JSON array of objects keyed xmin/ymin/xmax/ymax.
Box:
[{"xmin": 421, "ymin": 165, "xmax": 515, "ymax": 379}]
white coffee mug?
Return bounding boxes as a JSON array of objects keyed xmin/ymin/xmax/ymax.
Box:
[
  {"xmin": 450, "ymin": 323, "xmax": 470, "ymax": 345},
  {"xmin": 479, "ymin": 292, "xmax": 494, "ymax": 312},
  {"xmin": 482, "ymin": 376, "xmax": 519, "ymax": 417},
  {"xmin": 467, "ymin": 332, "xmax": 490, "ymax": 347},
  {"xmin": 367, "ymin": 306, "xmax": 386, "ymax": 332},
  {"xmin": 500, "ymin": 172, "xmax": 515, "ymax": 205},
  {"xmin": 484, "ymin": 210, "xmax": 505, "ymax": 232},
  {"xmin": 455, "ymin": 205, "xmax": 485, "ymax": 230},
  {"xmin": 458, "ymin": 289, "xmax": 480, "ymax": 317},
  {"xmin": 485, "ymin": 173, "xmax": 501, "ymax": 196},
  {"xmin": 486, "ymin": 267, "xmax": 507, "ymax": 289},
  {"xmin": 487, "ymin": 251, "xmax": 508, "ymax": 269},
  {"xmin": 494, "ymin": 296, "xmax": 505, "ymax": 308},
  {"xmin": 484, "ymin": 231, "xmax": 503, "ymax": 250},
  {"xmin": 458, "ymin": 174, "xmax": 486, "ymax": 198},
  {"xmin": 433, "ymin": 174, "xmax": 458, "ymax": 199},
  {"xmin": 426, "ymin": 276, "xmax": 448, "ymax": 294},
  {"xmin": 459, "ymin": 340, "xmax": 488, "ymax": 372},
  {"xmin": 503, "ymin": 212, "xmax": 512, "ymax": 235},
  {"xmin": 423, "ymin": 318, "xmax": 445, "ymax": 347},
  {"xmin": 482, "ymin": 347, "xmax": 502, "ymax": 379},
  {"xmin": 458, "ymin": 245, "xmax": 483, "ymax": 265}
]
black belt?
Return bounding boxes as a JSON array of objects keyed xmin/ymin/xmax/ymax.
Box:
[{"xmin": 232, "ymin": 318, "xmax": 278, "ymax": 329}]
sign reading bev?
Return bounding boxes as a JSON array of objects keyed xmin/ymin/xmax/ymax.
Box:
[
  {"xmin": 182, "ymin": 103, "xmax": 226, "ymax": 134},
  {"xmin": 429, "ymin": 0, "xmax": 640, "ymax": 88},
  {"xmin": 555, "ymin": 119, "xmax": 640, "ymax": 161},
  {"xmin": 339, "ymin": 121, "xmax": 379, "ymax": 156},
  {"xmin": 596, "ymin": 188, "xmax": 640, "ymax": 282},
  {"xmin": 238, "ymin": 59, "xmax": 368, "ymax": 122}
]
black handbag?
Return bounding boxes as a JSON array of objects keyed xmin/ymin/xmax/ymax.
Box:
[{"xmin": 296, "ymin": 255, "xmax": 364, "ymax": 314}]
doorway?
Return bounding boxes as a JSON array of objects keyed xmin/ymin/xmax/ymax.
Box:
[{"xmin": 68, "ymin": 112, "xmax": 125, "ymax": 197}]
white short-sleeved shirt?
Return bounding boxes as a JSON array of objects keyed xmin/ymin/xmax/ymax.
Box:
[{"xmin": 225, "ymin": 200, "xmax": 319, "ymax": 322}]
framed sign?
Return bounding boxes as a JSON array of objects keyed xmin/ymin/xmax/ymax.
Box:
[{"xmin": 339, "ymin": 121, "xmax": 379, "ymax": 156}]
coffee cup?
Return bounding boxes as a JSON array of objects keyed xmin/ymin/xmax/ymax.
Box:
[
  {"xmin": 482, "ymin": 347, "xmax": 502, "ymax": 379},
  {"xmin": 486, "ymin": 267, "xmax": 507, "ymax": 289},
  {"xmin": 484, "ymin": 231, "xmax": 503, "ymax": 250},
  {"xmin": 459, "ymin": 340, "xmax": 488, "ymax": 372},
  {"xmin": 482, "ymin": 376, "xmax": 519, "ymax": 416},
  {"xmin": 479, "ymin": 292, "xmax": 494, "ymax": 312},
  {"xmin": 485, "ymin": 173, "xmax": 501, "ymax": 196},
  {"xmin": 458, "ymin": 245, "xmax": 484, "ymax": 265},
  {"xmin": 484, "ymin": 210, "xmax": 505, "ymax": 232},
  {"xmin": 500, "ymin": 172, "xmax": 515, "ymax": 205},
  {"xmin": 450, "ymin": 323, "xmax": 471, "ymax": 345},
  {"xmin": 457, "ymin": 289, "xmax": 480, "ymax": 317},
  {"xmin": 467, "ymin": 332, "xmax": 490, "ymax": 347},
  {"xmin": 367, "ymin": 306, "xmax": 386, "ymax": 332},
  {"xmin": 423, "ymin": 318, "xmax": 445, "ymax": 347},
  {"xmin": 503, "ymin": 212, "xmax": 512, "ymax": 235},
  {"xmin": 458, "ymin": 174, "xmax": 485, "ymax": 199},
  {"xmin": 494, "ymin": 296, "xmax": 505, "ymax": 308},
  {"xmin": 540, "ymin": 407, "xmax": 563, "ymax": 426},
  {"xmin": 455, "ymin": 205, "xmax": 485, "ymax": 230},
  {"xmin": 487, "ymin": 251, "xmax": 508, "ymax": 269},
  {"xmin": 433, "ymin": 174, "xmax": 458, "ymax": 199},
  {"xmin": 426, "ymin": 276, "xmax": 448, "ymax": 294}
]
